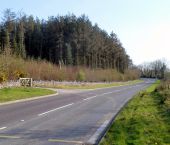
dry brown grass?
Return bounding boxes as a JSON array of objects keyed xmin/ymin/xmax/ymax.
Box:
[{"xmin": 0, "ymin": 54, "xmax": 140, "ymax": 82}]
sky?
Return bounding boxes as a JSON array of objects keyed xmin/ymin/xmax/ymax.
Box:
[{"xmin": 0, "ymin": 0, "xmax": 170, "ymax": 66}]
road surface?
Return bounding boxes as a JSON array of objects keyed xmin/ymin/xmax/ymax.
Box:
[{"xmin": 0, "ymin": 80, "xmax": 154, "ymax": 145}]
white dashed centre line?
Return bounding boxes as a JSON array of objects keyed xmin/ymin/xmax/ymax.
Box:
[
  {"xmin": 38, "ymin": 103, "xmax": 74, "ymax": 116},
  {"xmin": 0, "ymin": 127, "xmax": 7, "ymax": 130},
  {"xmin": 83, "ymin": 90, "xmax": 123, "ymax": 101},
  {"xmin": 83, "ymin": 95, "xmax": 97, "ymax": 101}
]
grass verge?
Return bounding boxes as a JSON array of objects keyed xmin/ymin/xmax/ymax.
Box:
[
  {"xmin": 0, "ymin": 87, "xmax": 55, "ymax": 103},
  {"xmin": 35, "ymin": 80, "xmax": 143, "ymax": 89},
  {"xmin": 100, "ymin": 80, "xmax": 170, "ymax": 145}
]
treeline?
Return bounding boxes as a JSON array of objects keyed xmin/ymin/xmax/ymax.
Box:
[
  {"xmin": 0, "ymin": 9, "xmax": 132, "ymax": 73},
  {"xmin": 138, "ymin": 60, "xmax": 167, "ymax": 79}
]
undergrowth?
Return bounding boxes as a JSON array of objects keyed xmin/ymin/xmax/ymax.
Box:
[{"xmin": 0, "ymin": 54, "xmax": 140, "ymax": 82}]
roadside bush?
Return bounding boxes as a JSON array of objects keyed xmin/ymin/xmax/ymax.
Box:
[
  {"xmin": 76, "ymin": 70, "xmax": 86, "ymax": 81},
  {"xmin": 155, "ymin": 83, "xmax": 166, "ymax": 92},
  {"xmin": 0, "ymin": 72, "xmax": 7, "ymax": 83},
  {"xmin": 0, "ymin": 54, "xmax": 140, "ymax": 82},
  {"xmin": 159, "ymin": 90, "xmax": 170, "ymax": 104},
  {"xmin": 138, "ymin": 91, "xmax": 149, "ymax": 98},
  {"xmin": 156, "ymin": 81, "xmax": 170, "ymax": 92},
  {"xmin": 14, "ymin": 70, "xmax": 27, "ymax": 79},
  {"xmin": 155, "ymin": 81, "xmax": 170, "ymax": 104}
]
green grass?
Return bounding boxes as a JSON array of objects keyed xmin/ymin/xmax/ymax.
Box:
[
  {"xmin": 146, "ymin": 80, "xmax": 160, "ymax": 93},
  {"xmin": 35, "ymin": 80, "xmax": 143, "ymax": 89},
  {"xmin": 100, "ymin": 80, "xmax": 170, "ymax": 145},
  {"xmin": 0, "ymin": 87, "xmax": 55, "ymax": 103}
]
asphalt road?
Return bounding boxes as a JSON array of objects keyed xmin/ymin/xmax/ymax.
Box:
[{"xmin": 0, "ymin": 79, "xmax": 154, "ymax": 145}]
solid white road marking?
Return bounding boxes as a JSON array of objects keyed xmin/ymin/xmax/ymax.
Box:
[
  {"xmin": 48, "ymin": 139, "xmax": 83, "ymax": 144},
  {"xmin": 87, "ymin": 120, "xmax": 110, "ymax": 144},
  {"xmin": 38, "ymin": 103, "xmax": 74, "ymax": 116},
  {"xmin": 0, "ymin": 127, "xmax": 7, "ymax": 130},
  {"xmin": 0, "ymin": 135, "xmax": 20, "ymax": 139}
]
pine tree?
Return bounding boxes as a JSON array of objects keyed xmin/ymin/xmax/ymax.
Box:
[
  {"xmin": 0, "ymin": 9, "xmax": 132, "ymax": 72},
  {"xmin": 11, "ymin": 34, "xmax": 17, "ymax": 55},
  {"xmin": 4, "ymin": 28, "xmax": 11, "ymax": 55},
  {"xmin": 0, "ymin": 26, "xmax": 2, "ymax": 52},
  {"xmin": 66, "ymin": 43, "xmax": 73, "ymax": 65},
  {"xmin": 17, "ymin": 20, "xmax": 26, "ymax": 58}
]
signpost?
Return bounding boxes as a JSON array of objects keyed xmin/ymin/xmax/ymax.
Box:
[{"xmin": 19, "ymin": 78, "xmax": 32, "ymax": 87}]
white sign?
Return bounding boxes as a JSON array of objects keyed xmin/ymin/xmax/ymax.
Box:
[{"xmin": 19, "ymin": 78, "xmax": 33, "ymax": 87}]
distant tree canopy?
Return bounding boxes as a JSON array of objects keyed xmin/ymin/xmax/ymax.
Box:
[
  {"xmin": 138, "ymin": 60, "xmax": 167, "ymax": 79},
  {"xmin": 0, "ymin": 9, "xmax": 132, "ymax": 73}
]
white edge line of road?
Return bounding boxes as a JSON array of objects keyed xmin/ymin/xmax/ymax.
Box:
[
  {"xmin": 0, "ymin": 82, "xmax": 143, "ymax": 106},
  {"xmin": 84, "ymin": 83, "xmax": 150, "ymax": 145},
  {"xmin": 0, "ymin": 127, "xmax": 7, "ymax": 130},
  {"xmin": 0, "ymin": 92, "xmax": 58, "ymax": 106},
  {"xmin": 86, "ymin": 120, "xmax": 110, "ymax": 145},
  {"xmin": 38, "ymin": 103, "xmax": 74, "ymax": 116}
]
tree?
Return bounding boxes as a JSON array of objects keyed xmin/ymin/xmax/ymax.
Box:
[
  {"xmin": 4, "ymin": 28, "xmax": 11, "ymax": 55},
  {"xmin": 17, "ymin": 19, "xmax": 26, "ymax": 58},
  {"xmin": 0, "ymin": 9, "xmax": 132, "ymax": 73},
  {"xmin": 139, "ymin": 60, "xmax": 167, "ymax": 79},
  {"xmin": 65, "ymin": 43, "xmax": 73, "ymax": 65},
  {"xmin": 11, "ymin": 33, "xmax": 17, "ymax": 54}
]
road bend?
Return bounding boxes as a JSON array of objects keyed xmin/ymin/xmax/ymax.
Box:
[{"xmin": 0, "ymin": 79, "xmax": 154, "ymax": 145}]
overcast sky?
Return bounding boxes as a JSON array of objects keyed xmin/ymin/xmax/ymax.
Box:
[{"xmin": 0, "ymin": 0, "xmax": 170, "ymax": 66}]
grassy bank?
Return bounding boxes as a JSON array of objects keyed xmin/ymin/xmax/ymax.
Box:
[
  {"xmin": 34, "ymin": 80, "xmax": 142, "ymax": 89},
  {"xmin": 100, "ymin": 80, "xmax": 170, "ymax": 145},
  {"xmin": 0, "ymin": 87, "xmax": 55, "ymax": 103}
]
